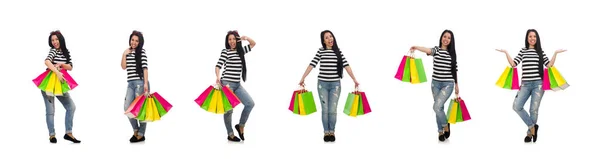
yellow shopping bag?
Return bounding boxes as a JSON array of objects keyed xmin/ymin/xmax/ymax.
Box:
[
  {"xmin": 495, "ymin": 66, "xmax": 511, "ymax": 88},
  {"xmin": 145, "ymin": 96, "xmax": 156, "ymax": 122},
  {"xmin": 54, "ymin": 76, "xmax": 64, "ymax": 96},
  {"xmin": 350, "ymin": 94, "xmax": 360, "ymax": 117},
  {"xmin": 447, "ymin": 100, "xmax": 459, "ymax": 124},
  {"xmin": 409, "ymin": 58, "xmax": 420, "ymax": 84},
  {"xmin": 550, "ymin": 66, "xmax": 569, "ymax": 90},
  {"xmin": 298, "ymin": 93, "xmax": 306, "ymax": 115},
  {"xmin": 208, "ymin": 89, "xmax": 221, "ymax": 113},
  {"xmin": 151, "ymin": 97, "xmax": 161, "ymax": 121},
  {"xmin": 45, "ymin": 72, "xmax": 57, "ymax": 94}
]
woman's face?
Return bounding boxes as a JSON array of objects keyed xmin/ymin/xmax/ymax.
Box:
[
  {"xmin": 441, "ymin": 32, "xmax": 451, "ymax": 47},
  {"xmin": 527, "ymin": 31, "xmax": 537, "ymax": 47},
  {"xmin": 323, "ymin": 32, "xmax": 334, "ymax": 48},
  {"xmin": 228, "ymin": 34, "xmax": 237, "ymax": 49},
  {"xmin": 130, "ymin": 35, "xmax": 139, "ymax": 49},
  {"xmin": 51, "ymin": 35, "xmax": 60, "ymax": 49}
]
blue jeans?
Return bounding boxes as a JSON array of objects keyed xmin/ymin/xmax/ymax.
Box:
[
  {"xmin": 431, "ymin": 80, "xmax": 454, "ymax": 133},
  {"xmin": 317, "ymin": 80, "xmax": 341, "ymax": 134},
  {"xmin": 221, "ymin": 80, "xmax": 255, "ymax": 136},
  {"xmin": 513, "ymin": 80, "xmax": 544, "ymax": 133},
  {"xmin": 41, "ymin": 90, "xmax": 76, "ymax": 136},
  {"xmin": 123, "ymin": 80, "xmax": 150, "ymax": 136}
]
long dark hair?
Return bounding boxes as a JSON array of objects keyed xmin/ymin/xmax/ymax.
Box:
[
  {"xmin": 225, "ymin": 30, "xmax": 247, "ymax": 82},
  {"xmin": 129, "ymin": 30, "xmax": 145, "ymax": 79},
  {"xmin": 48, "ymin": 30, "xmax": 71, "ymax": 64},
  {"xmin": 320, "ymin": 30, "xmax": 343, "ymax": 78},
  {"xmin": 525, "ymin": 29, "xmax": 544, "ymax": 79},
  {"xmin": 438, "ymin": 30, "xmax": 457, "ymax": 83}
]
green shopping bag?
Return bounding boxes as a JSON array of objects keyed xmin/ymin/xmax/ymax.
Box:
[
  {"xmin": 357, "ymin": 93, "xmax": 364, "ymax": 115},
  {"xmin": 503, "ymin": 68, "xmax": 513, "ymax": 89},
  {"xmin": 38, "ymin": 71, "xmax": 53, "ymax": 90},
  {"xmin": 455, "ymin": 99, "xmax": 463, "ymax": 122},
  {"xmin": 201, "ymin": 89, "xmax": 215, "ymax": 111},
  {"xmin": 293, "ymin": 91, "xmax": 300, "ymax": 114},
  {"xmin": 300, "ymin": 91, "xmax": 317, "ymax": 115},
  {"xmin": 136, "ymin": 98, "xmax": 149, "ymax": 121},
  {"xmin": 401, "ymin": 57, "xmax": 411, "ymax": 82},
  {"xmin": 221, "ymin": 90, "xmax": 233, "ymax": 112},
  {"xmin": 343, "ymin": 93, "xmax": 356, "ymax": 115},
  {"xmin": 154, "ymin": 96, "xmax": 168, "ymax": 117},
  {"xmin": 414, "ymin": 58, "xmax": 428, "ymax": 83},
  {"xmin": 547, "ymin": 68, "xmax": 558, "ymax": 89}
]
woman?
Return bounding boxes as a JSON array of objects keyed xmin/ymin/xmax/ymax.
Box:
[
  {"xmin": 409, "ymin": 30, "xmax": 459, "ymax": 142},
  {"xmin": 121, "ymin": 30, "xmax": 151, "ymax": 143},
  {"xmin": 42, "ymin": 30, "xmax": 81, "ymax": 143},
  {"xmin": 298, "ymin": 30, "xmax": 359, "ymax": 142},
  {"xmin": 215, "ymin": 30, "xmax": 256, "ymax": 142},
  {"xmin": 495, "ymin": 29, "xmax": 566, "ymax": 143}
]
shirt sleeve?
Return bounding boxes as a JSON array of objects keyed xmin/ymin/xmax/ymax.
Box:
[
  {"xmin": 309, "ymin": 51, "xmax": 321, "ymax": 68},
  {"xmin": 243, "ymin": 44, "xmax": 252, "ymax": 54},
  {"xmin": 542, "ymin": 52, "xmax": 550, "ymax": 67},
  {"xmin": 141, "ymin": 52, "xmax": 148, "ymax": 69},
  {"xmin": 340, "ymin": 52, "xmax": 349, "ymax": 67},
  {"xmin": 513, "ymin": 50, "xmax": 524, "ymax": 66},
  {"xmin": 429, "ymin": 46, "xmax": 439, "ymax": 56},
  {"xmin": 46, "ymin": 49, "xmax": 57, "ymax": 62},
  {"xmin": 216, "ymin": 50, "xmax": 228, "ymax": 69}
]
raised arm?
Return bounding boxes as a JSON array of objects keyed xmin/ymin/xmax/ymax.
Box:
[
  {"xmin": 495, "ymin": 49, "xmax": 517, "ymax": 67},
  {"xmin": 410, "ymin": 46, "xmax": 433, "ymax": 56},
  {"xmin": 241, "ymin": 36, "xmax": 256, "ymax": 49},
  {"xmin": 121, "ymin": 48, "xmax": 132, "ymax": 70}
]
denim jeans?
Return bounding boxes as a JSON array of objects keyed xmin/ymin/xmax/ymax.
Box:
[
  {"xmin": 124, "ymin": 79, "xmax": 150, "ymax": 136},
  {"xmin": 221, "ymin": 80, "xmax": 255, "ymax": 136},
  {"xmin": 431, "ymin": 80, "xmax": 455, "ymax": 133},
  {"xmin": 317, "ymin": 80, "xmax": 341, "ymax": 134},
  {"xmin": 41, "ymin": 90, "xmax": 76, "ymax": 136},
  {"xmin": 512, "ymin": 80, "xmax": 544, "ymax": 133}
]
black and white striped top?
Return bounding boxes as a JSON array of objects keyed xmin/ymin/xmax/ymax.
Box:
[
  {"xmin": 216, "ymin": 45, "xmax": 252, "ymax": 83},
  {"xmin": 125, "ymin": 50, "xmax": 148, "ymax": 81},
  {"xmin": 429, "ymin": 46, "xmax": 457, "ymax": 82},
  {"xmin": 309, "ymin": 48, "xmax": 349, "ymax": 81},
  {"xmin": 46, "ymin": 48, "xmax": 72, "ymax": 66},
  {"xmin": 513, "ymin": 48, "xmax": 549, "ymax": 81}
]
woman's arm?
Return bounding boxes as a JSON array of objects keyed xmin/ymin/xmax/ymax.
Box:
[
  {"xmin": 344, "ymin": 66, "xmax": 359, "ymax": 87},
  {"xmin": 298, "ymin": 65, "xmax": 313, "ymax": 86},
  {"xmin": 242, "ymin": 36, "xmax": 256, "ymax": 49},
  {"xmin": 410, "ymin": 46, "xmax": 433, "ymax": 55},
  {"xmin": 546, "ymin": 49, "xmax": 567, "ymax": 67},
  {"xmin": 495, "ymin": 49, "xmax": 517, "ymax": 67},
  {"xmin": 121, "ymin": 49, "xmax": 131, "ymax": 70}
]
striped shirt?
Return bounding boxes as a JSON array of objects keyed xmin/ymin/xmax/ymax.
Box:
[
  {"xmin": 125, "ymin": 50, "xmax": 148, "ymax": 81},
  {"xmin": 46, "ymin": 48, "xmax": 72, "ymax": 66},
  {"xmin": 429, "ymin": 46, "xmax": 457, "ymax": 82},
  {"xmin": 309, "ymin": 48, "xmax": 349, "ymax": 81},
  {"xmin": 513, "ymin": 48, "xmax": 549, "ymax": 81},
  {"xmin": 216, "ymin": 45, "xmax": 252, "ymax": 82}
]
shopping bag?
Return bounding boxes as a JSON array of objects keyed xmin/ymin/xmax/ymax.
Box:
[
  {"xmin": 343, "ymin": 93, "xmax": 356, "ymax": 115},
  {"xmin": 409, "ymin": 58, "xmax": 420, "ymax": 84},
  {"xmin": 447, "ymin": 99, "xmax": 458, "ymax": 124},
  {"xmin": 222, "ymin": 86, "xmax": 241, "ymax": 108},
  {"xmin": 549, "ymin": 66, "xmax": 569, "ymax": 90},
  {"xmin": 200, "ymin": 88, "xmax": 215, "ymax": 111},
  {"xmin": 401, "ymin": 57, "xmax": 411, "ymax": 82},
  {"xmin": 349, "ymin": 94, "xmax": 360, "ymax": 117},
  {"xmin": 496, "ymin": 66, "xmax": 511, "ymax": 88},
  {"xmin": 33, "ymin": 70, "xmax": 50, "ymax": 86},
  {"xmin": 458, "ymin": 98, "xmax": 471, "ymax": 121},
  {"xmin": 543, "ymin": 68, "xmax": 551, "ymax": 90},
  {"xmin": 152, "ymin": 92, "xmax": 172, "ymax": 112},
  {"xmin": 511, "ymin": 67, "xmax": 520, "ymax": 90},
  {"xmin": 207, "ymin": 89, "xmax": 222, "ymax": 113},
  {"xmin": 547, "ymin": 67, "xmax": 558, "ymax": 89},
  {"xmin": 502, "ymin": 67, "xmax": 514, "ymax": 89},
  {"xmin": 414, "ymin": 58, "xmax": 427, "ymax": 83},
  {"xmin": 136, "ymin": 98, "xmax": 149, "ymax": 121},
  {"xmin": 359, "ymin": 92, "xmax": 371, "ymax": 114},
  {"xmin": 395, "ymin": 55, "xmax": 409, "ymax": 80},
  {"xmin": 60, "ymin": 69, "xmax": 78, "ymax": 90},
  {"xmin": 195, "ymin": 85, "xmax": 214, "ymax": 106},
  {"xmin": 300, "ymin": 91, "xmax": 317, "ymax": 115},
  {"xmin": 289, "ymin": 90, "xmax": 299, "ymax": 112}
]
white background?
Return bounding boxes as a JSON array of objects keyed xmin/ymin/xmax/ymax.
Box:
[{"xmin": 1, "ymin": 0, "xmax": 598, "ymax": 158}]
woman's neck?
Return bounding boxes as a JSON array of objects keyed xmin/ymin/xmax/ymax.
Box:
[
  {"xmin": 325, "ymin": 46, "xmax": 333, "ymax": 50},
  {"xmin": 528, "ymin": 45, "xmax": 535, "ymax": 49}
]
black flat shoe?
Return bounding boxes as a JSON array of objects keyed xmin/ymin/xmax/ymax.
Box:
[
  {"xmin": 227, "ymin": 136, "xmax": 241, "ymax": 142},
  {"xmin": 533, "ymin": 124, "xmax": 539, "ymax": 142},
  {"xmin": 438, "ymin": 134, "xmax": 446, "ymax": 142},
  {"xmin": 129, "ymin": 135, "xmax": 137, "ymax": 142},
  {"xmin": 130, "ymin": 136, "xmax": 145, "ymax": 143},
  {"xmin": 444, "ymin": 123, "xmax": 451, "ymax": 139},
  {"xmin": 524, "ymin": 135, "xmax": 532, "ymax": 142},
  {"xmin": 324, "ymin": 135, "xmax": 330, "ymax": 142},
  {"xmin": 330, "ymin": 135, "xmax": 336, "ymax": 142},
  {"xmin": 49, "ymin": 136, "xmax": 57, "ymax": 143},
  {"xmin": 235, "ymin": 124, "xmax": 245, "ymax": 141},
  {"xmin": 63, "ymin": 134, "xmax": 81, "ymax": 143}
]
